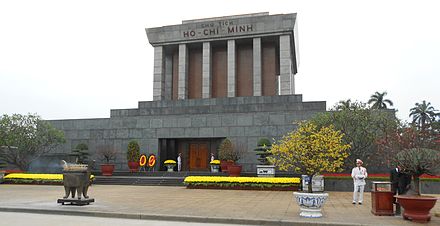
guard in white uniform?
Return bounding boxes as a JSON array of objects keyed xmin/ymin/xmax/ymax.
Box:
[
  {"xmin": 177, "ymin": 153, "xmax": 182, "ymax": 172},
  {"xmin": 351, "ymin": 159, "xmax": 368, "ymax": 204}
]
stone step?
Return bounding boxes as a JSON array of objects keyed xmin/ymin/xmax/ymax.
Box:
[
  {"xmin": 94, "ymin": 176, "xmax": 184, "ymax": 186},
  {"xmin": 92, "ymin": 171, "xmax": 228, "ymax": 177}
]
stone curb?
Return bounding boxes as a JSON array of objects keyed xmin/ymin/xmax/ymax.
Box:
[{"xmin": 0, "ymin": 207, "xmax": 364, "ymax": 226}]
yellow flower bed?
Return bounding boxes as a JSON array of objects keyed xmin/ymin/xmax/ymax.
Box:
[
  {"xmin": 184, "ymin": 176, "xmax": 300, "ymax": 184},
  {"xmin": 4, "ymin": 173, "xmax": 94, "ymax": 181}
]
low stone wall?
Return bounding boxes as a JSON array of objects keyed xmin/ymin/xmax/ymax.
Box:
[{"xmin": 324, "ymin": 178, "xmax": 440, "ymax": 194}]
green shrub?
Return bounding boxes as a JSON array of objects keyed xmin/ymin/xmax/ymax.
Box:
[
  {"xmin": 218, "ymin": 138, "xmax": 236, "ymax": 161},
  {"xmin": 127, "ymin": 140, "xmax": 140, "ymax": 162},
  {"xmin": 257, "ymin": 138, "xmax": 271, "ymax": 147},
  {"xmin": 71, "ymin": 143, "xmax": 89, "ymax": 164},
  {"xmin": 255, "ymin": 137, "xmax": 272, "ymax": 164}
]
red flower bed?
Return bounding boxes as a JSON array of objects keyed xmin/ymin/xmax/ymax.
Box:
[
  {"xmin": 3, "ymin": 170, "xmax": 25, "ymax": 175},
  {"xmin": 323, "ymin": 173, "xmax": 440, "ymax": 178}
]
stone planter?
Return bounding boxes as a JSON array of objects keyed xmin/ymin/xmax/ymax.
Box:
[
  {"xmin": 166, "ymin": 165, "xmax": 175, "ymax": 172},
  {"xmin": 396, "ymin": 195, "xmax": 438, "ymax": 223},
  {"xmin": 293, "ymin": 192, "xmax": 329, "ymax": 218},
  {"xmin": 256, "ymin": 165, "xmax": 275, "ymax": 177},
  {"xmin": 210, "ymin": 164, "xmax": 220, "ymax": 173}
]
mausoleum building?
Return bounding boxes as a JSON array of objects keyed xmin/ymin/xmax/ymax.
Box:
[{"xmin": 50, "ymin": 13, "xmax": 326, "ymax": 172}]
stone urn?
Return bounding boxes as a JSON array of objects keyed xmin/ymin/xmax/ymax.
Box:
[{"xmin": 293, "ymin": 192, "xmax": 329, "ymax": 218}]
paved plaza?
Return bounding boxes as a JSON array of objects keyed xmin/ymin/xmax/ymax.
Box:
[{"xmin": 0, "ymin": 184, "xmax": 439, "ymax": 225}]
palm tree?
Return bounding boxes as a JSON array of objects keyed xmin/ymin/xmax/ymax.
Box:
[
  {"xmin": 335, "ymin": 99, "xmax": 352, "ymax": 111},
  {"xmin": 409, "ymin": 100, "xmax": 439, "ymax": 131},
  {"xmin": 368, "ymin": 91, "xmax": 394, "ymax": 109}
]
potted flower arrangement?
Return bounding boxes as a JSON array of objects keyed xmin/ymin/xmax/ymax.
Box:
[
  {"xmin": 268, "ymin": 121, "xmax": 350, "ymax": 218},
  {"xmin": 227, "ymin": 141, "xmax": 245, "ymax": 177},
  {"xmin": 164, "ymin": 160, "xmax": 176, "ymax": 172},
  {"xmin": 127, "ymin": 140, "xmax": 140, "ymax": 172},
  {"xmin": 218, "ymin": 138, "xmax": 244, "ymax": 176},
  {"xmin": 210, "ymin": 159, "xmax": 220, "ymax": 173},
  {"xmin": 376, "ymin": 123, "xmax": 440, "ymax": 222},
  {"xmin": 96, "ymin": 145, "xmax": 117, "ymax": 176},
  {"xmin": 394, "ymin": 148, "xmax": 440, "ymax": 223},
  {"xmin": 218, "ymin": 138, "xmax": 235, "ymax": 173}
]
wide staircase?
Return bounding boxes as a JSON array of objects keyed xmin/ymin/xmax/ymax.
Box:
[{"xmin": 93, "ymin": 171, "xmax": 228, "ymax": 186}]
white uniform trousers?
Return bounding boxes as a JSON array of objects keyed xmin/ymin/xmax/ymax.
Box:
[{"xmin": 353, "ymin": 184, "xmax": 365, "ymax": 203}]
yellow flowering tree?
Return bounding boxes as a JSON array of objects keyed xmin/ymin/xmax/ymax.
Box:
[{"xmin": 268, "ymin": 121, "xmax": 350, "ymax": 193}]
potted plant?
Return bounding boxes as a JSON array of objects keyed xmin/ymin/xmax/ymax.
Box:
[
  {"xmin": 164, "ymin": 160, "xmax": 176, "ymax": 172},
  {"xmin": 394, "ymin": 148, "xmax": 440, "ymax": 223},
  {"xmin": 71, "ymin": 143, "xmax": 89, "ymax": 164},
  {"xmin": 254, "ymin": 137, "xmax": 275, "ymax": 177},
  {"xmin": 127, "ymin": 140, "xmax": 140, "ymax": 172},
  {"xmin": 210, "ymin": 159, "xmax": 220, "ymax": 172},
  {"xmin": 218, "ymin": 138, "xmax": 235, "ymax": 173},
  {"xmin": 268, "ymin": 121, "xmax": 350, "ymax": 218},
  {"xmin": 96, "ymin": 145, "xmax": 117, "ymax": 176},
  {"xmin": 227, "ymin": 141, "xmax": 245, "ymax": 177}
]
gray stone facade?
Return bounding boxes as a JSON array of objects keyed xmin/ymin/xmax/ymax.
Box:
[
  {"xmin": 48, "ymin": 13, "xmax": 324, "ymax": 173},
  {"xmin": 147, "ymin": 12, "xmax": 299, "ymax": 100},
  {"xmin": 50, "ymin": 95, "xmax": 325, "ymax": 172}
]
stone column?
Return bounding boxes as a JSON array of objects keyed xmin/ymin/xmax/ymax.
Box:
[
  {"xmin": 279, "ymin": 35, "xmax": 293, "ymax": 95},
  {"xmin": 227, "ymin": 40, "xmax": 236, "ymax": 97},
  {"xmin": 153, "ymin": 46, "xmax": 164, "ymax": 101},
  {"xmin": 253, "ymin": 37, "xmax": 262, "ymax": 96},
  {"xmin": 164, "ymin": 51, "xmax": 173, "ymax": 100},
  {"xmin": 178, "ymin": 44, "xmax": 188, "ymax": 99},
  {"xmin": 202, "ymin": 42, "xmax": 211, "ymax": 98}
]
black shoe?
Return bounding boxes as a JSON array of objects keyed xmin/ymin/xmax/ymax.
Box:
[
  {"xmin": 352, "ymin": 201, "xmax": 356, "ymax": 204},
  {"xmin": 358, "ymin": 202, "xmax": 362, "ymax": 205}
]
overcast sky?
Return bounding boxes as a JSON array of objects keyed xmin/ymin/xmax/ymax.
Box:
[{"xmin": 1, "ymin": 0, "xmax": 439, "ymax": 121}]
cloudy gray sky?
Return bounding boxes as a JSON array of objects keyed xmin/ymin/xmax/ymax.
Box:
[{"xmin": 1, "ymin": 0, "xmax": 439, "ymax": 121}]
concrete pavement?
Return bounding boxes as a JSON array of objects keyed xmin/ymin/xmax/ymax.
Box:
[
  {"xmin": 0, "ymin": 184, "xmax": 439, "ymax": 225},
  {"xmin": 1, "ymin": 212, "xmax": 253, "ymax": 226}
]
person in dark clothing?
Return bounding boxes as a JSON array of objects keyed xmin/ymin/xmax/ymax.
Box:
[{"xmin": 390, "ymin": 165, "xmax": 412, "ymax": 215}]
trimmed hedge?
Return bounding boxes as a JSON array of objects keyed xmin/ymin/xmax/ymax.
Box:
[
  {"xmin": 184, "ymin": 176, "xmax": 301, "ymax": 190},
  {"xmin": 324, "ymin": 176, "xmax": 440, "ymax": 182},
  {"xmin": 2, "ymin": 173, "xmax": 94, "ymax": 185}
]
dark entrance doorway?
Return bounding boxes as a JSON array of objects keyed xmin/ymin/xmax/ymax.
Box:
[
  {"xmin": 159, "ymin": 138, "xmax": 224, "ymax": 171},
  {"xmin": 189, "ymin": 142, "xmax": 208, "ymax": 171}
]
